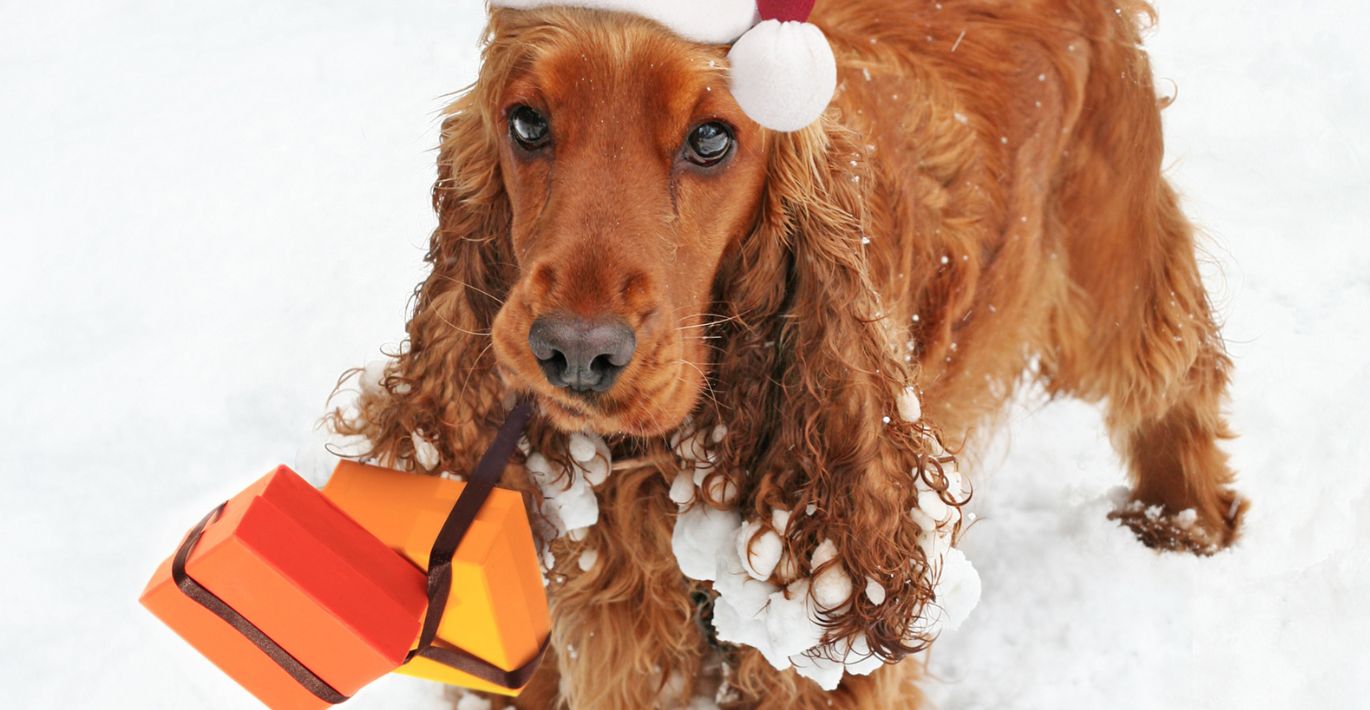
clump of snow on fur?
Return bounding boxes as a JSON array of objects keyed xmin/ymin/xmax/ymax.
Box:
[
  {"xmin": 410, "ymin": 431, "xmax": 440, "ymax": 471},
  {"xmin": 525, "ymin": 431, "xmax": 616, "ymax": 542},
  {"xmin": 669, "ymin": 470, "xmax": 696, "ymax": 505},
  {"xmin": 897, "ymin": 386, "xmax": 922, "ymax": 423},
  {"xmin": 914, "ymin": 548, "xmax": 982, "ymax": 636},
  {"xmin": 568, "ymin": 431, "xmax": 597, "ymax": 463},
  {"xmin": 810, "ymin": 539, "xmax": 854, "ymax": 610},
  {"xmin": 665, "ymin": 419, "xmax": 983, "ymax": 689},
  {"xmin": 865, "ymin": 576, "xmax": 887, "ymax": 605},
  {"xmin": 672, "ymin": 504, "xmax": 742, "ymax": 582},
  {"xmin": 737, "ymin": 520, "xmax": 784, "ymax": 581},
  {"xmin": 358, "ymin": 359, "xmax": 391, "ymax": 397},
  {"xmin": 665, "ymin": 423, "xmax": 981, "ymax": 689},
  {"xmin": 528, "ymin": 451, "xmax": 599, "ymax": 536},
  {"xmin": 577, "ymin": 548, "xmax": 599, "ymax": 572}
]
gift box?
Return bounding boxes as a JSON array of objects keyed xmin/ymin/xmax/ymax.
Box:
[
  {"xmin": 322, "ymin": 460, "xmax": 550, "ymax": 696},
  {"xmin": 140, "ymin": 466, "xmax": 428, "ymax": 709}
]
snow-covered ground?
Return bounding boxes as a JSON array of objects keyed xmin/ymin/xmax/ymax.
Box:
[{"xmin": 1, "ymin": 1, "xmax": 1366, "ymax": 708}]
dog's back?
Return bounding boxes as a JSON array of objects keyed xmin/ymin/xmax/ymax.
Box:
[{"xmin": 819, "ymin": 0, "xmax": 1246, "ymax": 551}]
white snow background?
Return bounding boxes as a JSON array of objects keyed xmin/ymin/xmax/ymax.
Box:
[{"xmin": 1, "ymin": 1, "xmax": 1367, "ymax": 708}]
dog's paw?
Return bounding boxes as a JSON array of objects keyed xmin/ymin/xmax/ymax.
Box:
[{"xmin": 1107, "ymin": 489, "xmax": 1248, "ymax": 556}]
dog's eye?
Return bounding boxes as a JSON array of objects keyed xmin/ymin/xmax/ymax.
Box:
[
  {"xmin": 684, "ymin": 122, "xmax": 734, "ymax": 167},
  {"xmin": 509, "ymin": 105, "xmax": 550, "ymax": 151}
]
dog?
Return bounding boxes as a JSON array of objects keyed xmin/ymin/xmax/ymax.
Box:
[{"xmin": 332, "ymin": 1, "xmax": 1248, "ymax": 706}]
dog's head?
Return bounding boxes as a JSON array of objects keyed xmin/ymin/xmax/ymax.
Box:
[
  {"xmin": 355, "ymin": 6, "xmax": 965, "ymax": 664},
  {"xmin": 476, "ymin": 8, "xmax": 771, "ymax": 436}
]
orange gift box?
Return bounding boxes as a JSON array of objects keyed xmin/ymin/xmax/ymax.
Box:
[
  {"xmin": 140, "ymin": 466, "xmax": 428, "ymax": 709},
  {"xmin": 322, "ymin": 460, "xmax": 550, "ymax": 696}
]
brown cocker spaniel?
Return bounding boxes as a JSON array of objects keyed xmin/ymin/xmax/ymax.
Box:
[{"xmin": 333, "ymin": 1, "xmax": 1248, "ymax": 707}]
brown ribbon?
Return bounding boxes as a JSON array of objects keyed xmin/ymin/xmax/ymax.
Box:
[
  {"xmin": 404, "ymin": 398, "xmax": 549, "ymax": 689},
  {"xmin": 173, "ymin": 399, "xmax": 546, "ymax": 703},
  {"xmin": 173, "ymin": 503, "xmax": 351, "ymax": 704}
]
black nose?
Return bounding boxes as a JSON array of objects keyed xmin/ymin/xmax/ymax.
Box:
[{"xmin": 528, "ymin": 315, "xmax": 636, "ymax": 393}]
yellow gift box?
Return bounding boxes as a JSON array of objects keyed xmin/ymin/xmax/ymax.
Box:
[{"xmin": 322, "ymin": 460, "xmax": 550, "ymax": 696}]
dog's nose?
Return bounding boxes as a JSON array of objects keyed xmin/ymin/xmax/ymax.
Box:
[{"xmin": 528, "ymin": 315, "xmax": 636, "ymax": 393}]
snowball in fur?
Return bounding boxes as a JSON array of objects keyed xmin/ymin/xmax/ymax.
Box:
[
  {"xmin": 671, "ymin": 504, "xmax": 741, "ymax": 581},
  {"xmin": 410, "ymin": 432, "xmax": 440, "ymax": 471},
  {"xmin": 864, "ymin": 576, "xmax": 886, "ymax": 605},
  {"xmin": 568, "ymin": 432, "xmax": 597, "ymax": 463},
  {"xmin": 545, "ymin": 479, "xmax": 599, "ymax": 533},
  {"xmin": 917, "ymin": 489, "xmax": 950, "ymax": 524},
  {"xmin": 811, "ymin": 538, "xmax": 839, "ymax": 567},
  {"xmin": 531, "ymin": 454, "xmax": 599, "ymax": 535},
  {"xmin": 771, "ymin": 508, "xmax": 792, "ymax": 534},
  {"xmin": 812, "ymin": 564, "xmax": 854, "ymax": 610},
  {"xmin": 676, "ymin": 429, "xmax": 713, "ymax": 463},
  {"xmin": 841, "ymin": 634, "xmax": 886, "ymax": 677},
  {"xmin": 897, "ymin": 386, "xmax": 922, "ymax": 423},
  {"xmin": 775, "ymin": 551, "xmax": 801, "ymax": 584},
  {"xmin": 669, "ymin": 470, "xmax": 696, "ymax": 505},
  {"xmin": 936, "ymin": 548, "xmax": 982, "ymax": 632},
  {"xmin": 914, "ymin": 547, "xmax": 982, "ymax": 637},
  {"xmin": 577, "ymin": 455, "xmax": 610, "ymax": 487},
  {"xmin": 789, "ymin": 652, "xmax": 845, "ymax": 691},
  {"xmin": 765, "ymin": 581, "xmax": 825, "ymax": 661},
  {"xmin": 728, "ymin": 20, "xmax": 837, "ymax": 132},
  {"xmin": 358, "ymin": 359, "xmax": 390, "ymax": 396},
  {"xmin": 737, "ymin": 521, "xmax": 783, "ymax": 581},
  {"xmin": 809, "ymin": 539, "xmax": 853, "ymax": 610},
  {"xmin": 525, "ymin": 453, "xmax": 556, "ymax": 485},
  {"xmin": 705, "ymin": 473, "xmax": 740, "ymax": 505},
  {"xmin": 909, "ymin": 506, "xmax": 936, "ymax": 534},
  {"xmin": 577, "ymin": 548, "xmax": 599, "ymax": 572}
]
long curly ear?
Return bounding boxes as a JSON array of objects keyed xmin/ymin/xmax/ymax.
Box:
[
  {"xmin": 329, "ymin": 41, "xmax": 518, "ymax": 475},
  {"xmin": 695, "ymin": 120, "xmax": 970, "ymax": 669}
]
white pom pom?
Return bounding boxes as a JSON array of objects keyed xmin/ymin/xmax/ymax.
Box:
[{"xmin": 727, "ymin": 20, "xmax": 837, "ymax": 132}]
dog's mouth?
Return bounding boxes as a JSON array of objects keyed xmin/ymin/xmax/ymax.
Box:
[{"xmin": 503, "ymin": 354, "xmax": 706, "ymax": 438}]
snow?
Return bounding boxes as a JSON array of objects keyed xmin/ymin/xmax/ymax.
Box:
[
  {"xmin": 1, "ymin": 1, "xmax": 1367, "ymax": 708},
  {"xmin": 671, "ymin": 505, "xmax": 742, "ymax": 582},
  {"xmin": 567, "ymin": 432, "xmax": 597, "ymax": 463},
  {"xmin": 531, "ymin": 454, "xmax": 601, "ymax": 536},
  {"xmin": 736, "ymin": 519, "xmax": 783, "ymax": 581},
  {"xmin": 897, "ymin": 386, "xmax": 922, "ymax": 423},
  {"xmin": 864, "ymin": 577, "xmax": 887, "ymax": 606}
]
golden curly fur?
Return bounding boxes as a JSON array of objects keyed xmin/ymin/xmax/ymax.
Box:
[{"xmin": 330, "ymin": 1, "xmax": 1248, "ymax": 707}]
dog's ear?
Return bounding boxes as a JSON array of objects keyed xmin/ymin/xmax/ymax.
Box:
[
  {"xmin": 329, "ymin": 82, "xmax": 516, "ymax": 474},
  {"xmin": 697, "ymin": 120, "xmax": 969, "ymax": 662}
]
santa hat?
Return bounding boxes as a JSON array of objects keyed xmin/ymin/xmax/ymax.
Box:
[{"xmin": 488, "ymin": 0, "xmax": 837, "ymax": 132}]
